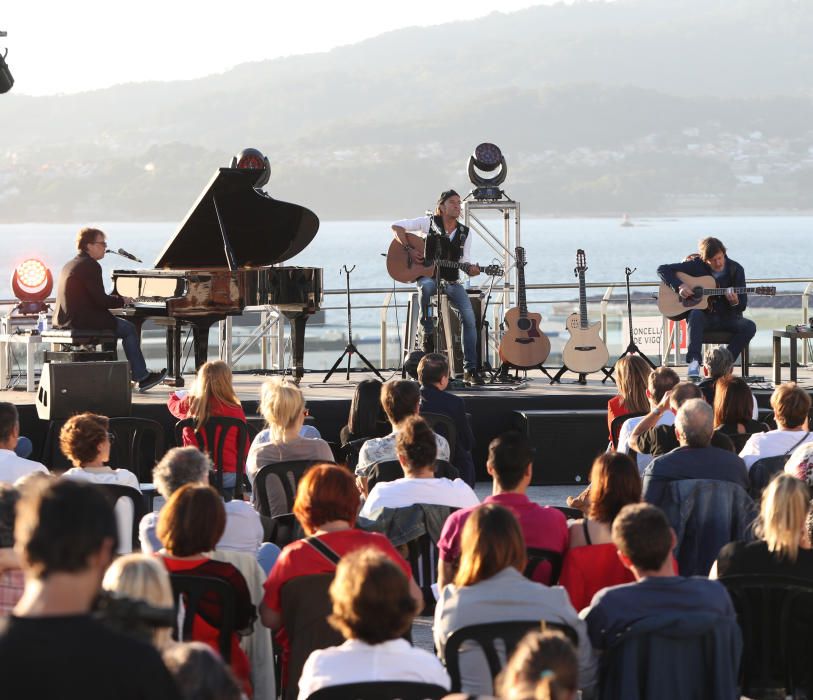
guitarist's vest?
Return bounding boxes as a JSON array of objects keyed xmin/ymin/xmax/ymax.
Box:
[{"xmin": 429, "ymin": 215, "xmax": 469, "ymax": 283}]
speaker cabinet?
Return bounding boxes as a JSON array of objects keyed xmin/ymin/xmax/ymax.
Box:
[
  {"xmin": 512, "ymin": 409, "xmax": 608, "ymax": 485},
  {"xmin": 36, "ymin": 362, "xmax": 132, "ymax": 420}
]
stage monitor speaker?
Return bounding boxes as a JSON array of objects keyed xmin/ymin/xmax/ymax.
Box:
[
  {"xmin": 36, "ymin": 361, "xmax": 132, "ymax": 420},
  {"xmin": 512, "ymin": 409, "xmax": 607, "ymax": 485}
]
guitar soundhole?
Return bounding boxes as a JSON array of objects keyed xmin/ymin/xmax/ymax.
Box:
[{"xmin": 517, "ymin": 318, "xmax": 531, "ymax": 331}]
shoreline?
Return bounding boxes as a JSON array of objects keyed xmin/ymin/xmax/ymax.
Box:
[{"xmin": 2, "ymin": 210, "xmax": 813, "ymax": 226}]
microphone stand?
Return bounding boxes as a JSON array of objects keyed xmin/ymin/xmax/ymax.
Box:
[
  {"xmin": 603, "ymin": 266, "xmax": 657, "ymax": 383},
  {"xmin": 323, "ymin": 265, "xmax": 384, "ymax": 383}
]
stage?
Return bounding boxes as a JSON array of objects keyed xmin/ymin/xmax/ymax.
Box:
[{"xmin": 5, "ymin": 363, "xmax": 794, "ymax": 485}]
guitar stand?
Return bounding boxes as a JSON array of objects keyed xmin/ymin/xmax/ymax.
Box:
[
  {"xmin": 549, "ymin": 365, "xmax": 612, "ymax": 385},
  {"xmin": 323, "ymin": 265, "xmax": 384, "ymax": 383},
  {"xmin": 603, "ymin": 266, "xmax": 657, "ymax": 384}
]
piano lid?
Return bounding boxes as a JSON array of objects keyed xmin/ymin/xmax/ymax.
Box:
[{"xmin": 153, "ymin": 167, "xmax": 320, "ymax": 269}]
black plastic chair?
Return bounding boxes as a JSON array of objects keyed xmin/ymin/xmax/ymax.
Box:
[
  {"xmin": 422, "ymin": 411, "xmax": 457, "ymax": 463},
  {"xmin": 703, "ymin": 330, "xmax": 750, "ymax": 376},
  {"xmin": 280, "ymin": 573, "xmax": 344, "ymax": 700},
  {"xmin": 93, "ymin": 483, "xmax": 146, "ymax": 552},
  {"xmin": 108, "ymin": 416, "xmax": 166, "ymax": 483},
  {"xmin": 252, "ymin": 460, "xmax": 324, "ymax": 518},
  {"xmin": 610, "ymin": 411, "xmax": 648, "ymax": 451},
  {"xmin": 169, "ymin": 573, "xmax": 236, "ymax": 663},
  {"xmin": 720, "ymin": 574, "xmax": 813, "ymax": 699},
  {"xmin": 748, "ymin": 455, "xmax": 788, "ymax": 500},
  {"xmin": 524, "ymin": 547, "xmax": 563, "ymax": 585},
  {"xmin": 174, "ymin": 416, "xmax": 249, "ymax": 498},
  {"xmin": 366, "ymin": 460, "xmax": 404, "ymax": 491},
  {"xmin": 366, "ymin": 459, "xmax": 459, "ymax": 493},
  {"xmin": 306, "ymin": 681, "xmax": 448, "ymax": 700},
  {"xmin": 724, "ymin": 429, "xmax": 767, "ymax": 454},
  {"xmin": 443, "ymin": 620, "xmax": 578, "ymax": 693},
  {"xmin": 342, "ymin": 437, "xmax": 368, "ymax": 472},
  {"xmin": 552, "ymin": 505, "xmax": 584, "ymax": 520}
]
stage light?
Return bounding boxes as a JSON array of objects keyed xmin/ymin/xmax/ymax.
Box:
[
  {"xmin": 11, "ymin": 258, "xmax": 53, "ymax": 314},
  {"xmin": 467, "ymin": 142, "xmax": 508, "ymax": 200},
  {"xmin": 230, "ymin": 147, "xmax": 270, "ymax": 189}
]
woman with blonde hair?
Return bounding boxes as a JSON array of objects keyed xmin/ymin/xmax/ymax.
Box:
[
  {"xmin": 433, "ymin": 504, "xmax": 595, "ymax": 697},
  {"xmin": 167, "ymin": 360, "xmax": 249, "ymax": 493},
  {"xmin": 606, "ymin": 355, "xmax": 652, "ymax": 443},
  {"xmin": 495, "ymin": 630, "xmax": 579, "ymax": 700},
  {"xmin": 246, "ymin": 378, "xmax": 332, "ymax": 486},
  {"xmin": 713, "ymin": 473, "xmax": 813, "ymax": 578},
  {"xmin": 102, "ymin": 553, "xmax": 175, "ymax": 649}
]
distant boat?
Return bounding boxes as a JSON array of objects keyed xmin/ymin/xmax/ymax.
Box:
[{"xmin": 620, "ymin": 213, "xmax": 634, "ymax": 227}]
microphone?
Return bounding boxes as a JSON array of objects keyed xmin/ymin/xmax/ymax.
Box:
[{"xmin": 112, "ymin": 248, "xmax": 142, "ymax": 263}]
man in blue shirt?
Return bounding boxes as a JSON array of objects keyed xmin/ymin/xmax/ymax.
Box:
[
  {"xmin": 582, "ymin": 502, "xmax": 736, "ymax": 650},
  {"xmin": 657, "ymin": 236, "xmax": 755, "ymax": 378}
]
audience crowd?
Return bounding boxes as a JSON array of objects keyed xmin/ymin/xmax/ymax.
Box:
[{"xmin": 1, "ymin": 360, "xmax": 813, "ymax": 700}]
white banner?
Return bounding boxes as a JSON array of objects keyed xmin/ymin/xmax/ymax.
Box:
[{"xmin": 621, "ymin": 316, "xmax": 663, "ymax": 355}]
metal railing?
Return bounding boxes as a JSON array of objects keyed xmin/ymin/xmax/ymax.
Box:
[{"xmin": 3, "ymin": 274, "xmax": 812, "ymax": 377}]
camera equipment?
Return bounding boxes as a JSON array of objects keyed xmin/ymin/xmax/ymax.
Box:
[{"xmin": 93, "ymin": 591, "xmax": 176, "ymax": 645}]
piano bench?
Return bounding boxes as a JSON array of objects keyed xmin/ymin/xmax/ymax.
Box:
[{"xmin": 41, "ymin": 330, "xmax": 118, "ymax": 363}]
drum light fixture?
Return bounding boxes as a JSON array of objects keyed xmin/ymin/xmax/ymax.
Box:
[
  {"xmin": 467, "ymin": 142, "xmax": 508, "ymax": 200},
  {"xmin": 11, "ymin": 258, "xmax": 53, "ymax": 314}
]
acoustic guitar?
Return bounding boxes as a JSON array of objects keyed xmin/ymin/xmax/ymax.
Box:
[
  {"xmin": 498, "ymin": 246, "xmax": 550, "ymax": 368},
  {"xmin": 562, "ymin": 249, "xmax": 610, "ymax": 374},
  {"xmin": 657, "ymin": 272, "xmax": 776, "ymax": 320},
  {"xmin": 386, "ymin": 231, "xmax": 503, "ymax": 283}
]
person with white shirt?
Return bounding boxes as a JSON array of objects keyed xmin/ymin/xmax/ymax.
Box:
[
  {"xmin": 391, "ymin": 189, "xmax": 484, "ymax": 385},
  {"xmin": 739, "ymin": 382, "xmax": 813, "ymax": 470},
  {"xmin": 298, "ymin": 547, "xmax": 450, "ymax": 699},
  {"xmin": 139, "ymin": 446, "xmax": 279, "ymax": 574},
  {"xmin": 617, "ymin": 366, "xmax": 680, "ymax": 474},
  {"xmin": 359, "ymin": 416, "xmax": 478, "ymax": 519},
  {"xmin": 0, "ymin": 403, "xmax": 48, "ymax": 485},
  {"xmin": 59, "ymin": 412, "xmax": 141, "ymax": 554}
]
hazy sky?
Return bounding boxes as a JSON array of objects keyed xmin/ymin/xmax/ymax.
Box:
[{"xmin": 2, "ymin": 1, "xmax": 568, "ymax": 96}]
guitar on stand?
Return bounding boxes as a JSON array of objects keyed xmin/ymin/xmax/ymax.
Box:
[
  {"xmin": 557, "ymin": 249, "xmax": 610, "ymax": 383},
  {"xmin": 498, "ymin": 246, "xmax": 551, "ymax": 370},
  {"xmin": 386, "ymin": 231, "xmax": 503, "ymax": 283}
]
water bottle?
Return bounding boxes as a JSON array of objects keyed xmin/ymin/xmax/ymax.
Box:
[{"xmin": 37, "ymin": 311, "xmax": 47, "ymax": 333}]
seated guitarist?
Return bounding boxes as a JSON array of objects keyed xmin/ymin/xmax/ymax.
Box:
[
  {"xmin": 391, "ymin": 189, "xmax": 484, "ymax": 385},
  {"xmin": 657, "ymin": 236, "xmax": 756, "ymax": 379}
]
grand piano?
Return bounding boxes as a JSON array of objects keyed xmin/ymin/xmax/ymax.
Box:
[{"xmin": 112, "ymin": 155, "xmax": 322, "ymax": 386}]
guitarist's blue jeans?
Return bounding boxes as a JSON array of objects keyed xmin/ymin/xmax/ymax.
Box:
[
  {"xmin": 686, "ymin": 310, "xmax": 756, "ymax": 364},
  {"xmin": 417, "ymin": 277, "xmax": 477, "ymax": 371}
]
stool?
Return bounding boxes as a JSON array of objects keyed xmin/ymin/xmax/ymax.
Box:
[
  {"xmin": 41, "ymin": 329, "xmax": 118, "ymax": 363},
  {"xmin": 702, "ymin": 330, "xmax": 750, "ymax": 377}
]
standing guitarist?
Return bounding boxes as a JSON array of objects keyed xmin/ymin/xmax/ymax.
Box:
[
  {"xmin": 657, "ymin": 236, "xmax": 756, "ymax": 378},
  {"xmin": 391, "ymin": 189, "xmax": 484, "ymax": 385}
]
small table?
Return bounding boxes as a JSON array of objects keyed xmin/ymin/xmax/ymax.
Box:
[
  {"xmin": 772, "ymin": 329, "xmax": 813, "ymax": 384},
  {"xmin": 0, "ymin": 332, "xmax": 44, "ymax": 392}
]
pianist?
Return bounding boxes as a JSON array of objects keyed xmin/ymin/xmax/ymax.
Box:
[{"xmin": 52, "ymin": 227, "xmax": 167, "ymax": 392}]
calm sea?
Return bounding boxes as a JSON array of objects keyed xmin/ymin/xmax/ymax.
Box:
[{"xmin": 1, "ymin": 216, "xmax": 810, "ymax": 369}]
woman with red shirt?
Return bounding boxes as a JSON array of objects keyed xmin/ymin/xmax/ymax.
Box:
[
  {"xmin": 606, "ymin": 354, "xmax": 652, "ymax": 443},
  {"xmin": 167, "ymin": 360, "xmax": 249, "ymax": 494},
  {"xmin": 559, "ymin": 452, "xmax": 642, "ymax": 611},
  {"xmin": 259, "ymin": 464, "xmax": 422, "ymax": 700},
  {"xmin": 156, "ymin": 484, "xmax": 256, "ymax": 696}
]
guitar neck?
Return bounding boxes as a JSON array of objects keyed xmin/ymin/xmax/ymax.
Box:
[
  {"xmin": 517, "ymin": 259, "xmax": 528, "ymax": 318},
  {"xmin": 436, "ymin": 260, "xmax": 469, "ymax": 272},
  {"xmin": 702, "ymin": 286, "xmax": 760, "ymax": 296},
  {"xmin": 578, "ymin": 270, "xmax": 588, "ymax": 328}
]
